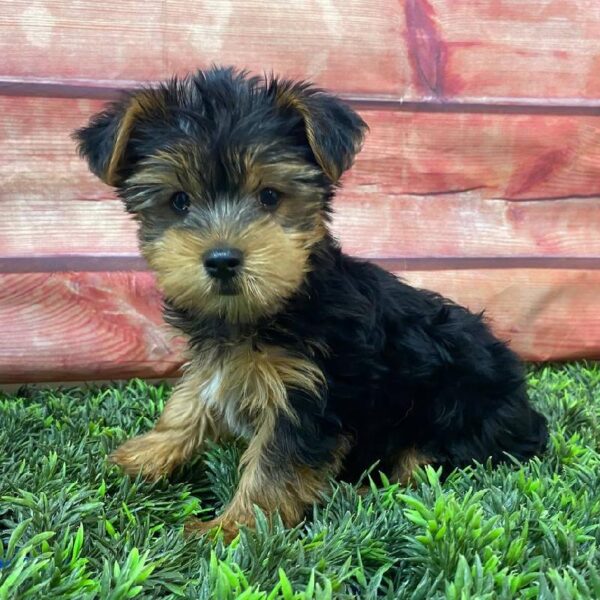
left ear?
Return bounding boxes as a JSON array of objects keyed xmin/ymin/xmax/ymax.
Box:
[
  {"xmin": 73, "ymin": 88, "xmax": 167, "ymax": 187},
  {"xmin": 271, "ymin": 79, "xmax": 368, "ymax": 182}
]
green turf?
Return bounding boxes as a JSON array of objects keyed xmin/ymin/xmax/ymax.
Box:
[{"xmin": 0, "ymin": 363, "xmax": 599, "ymax": 599}]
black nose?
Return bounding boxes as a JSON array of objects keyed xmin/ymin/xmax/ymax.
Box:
[{"xmin": 203, "ymin": 248, "xmax": 244, "ymax": 280}]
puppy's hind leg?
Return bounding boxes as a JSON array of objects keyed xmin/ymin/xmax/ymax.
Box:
[
  {"xmin": 390, "ymin": 447, "xmax": 433, "ymax": 486},
  {"xmin": 110, "ymin": 369, "xmax": 221, "ymax": 481},
  {"xmin": 429, "ymin": 389, "xmax": 548, "ymax": 472}
]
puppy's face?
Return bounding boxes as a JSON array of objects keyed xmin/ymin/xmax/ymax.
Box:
[{"xmin": 76, "ymin": 68, "xmax": 366, "ymax": 322}]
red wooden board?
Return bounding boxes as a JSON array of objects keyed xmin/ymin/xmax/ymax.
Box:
[
  {"xmin": 1, "ymin": 0, "xmax": 407, "ymax": 96},
  {"xmin": 0, "ymin": 273, "xmax": 183, "ymax": 383},
  {"xmin": 4, "ymin": 98, "xmax": 600, "ymax": 205},
  {"xmin": 429, "ymin": 0, "xmax": 600, "ymax": 101},
  {"xmin": 1, "ymin": 269, "xmax": 598, "ymax": 383},
  {"xmin": 3, "ymin": 1, "xmax": 600, "ymax": 104},
  {"xmin": 403, "ymin": 269, "xmax": 600, "ymax": 362},
  {"xmin": 2, "ymin": 195, "xmax": 600, "ymax": 266},
  {"xmin": 2, "ymin": 1, "xmax": 600, "ymax": 381},
  {"xmin": 354, "ymin": 110, "xmax": 600, "ymax": 201},
  {"xmin": 1, "ymin": 96, "xmax": 599, "ymax": 270}
]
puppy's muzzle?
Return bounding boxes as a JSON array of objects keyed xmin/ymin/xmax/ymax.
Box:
[{"xmin": 203, "ymin": 247, "xmax": 244, "ymax": 281}]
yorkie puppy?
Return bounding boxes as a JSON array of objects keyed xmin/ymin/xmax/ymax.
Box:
[{"xmin": 76, "ymin": 67, "xmax": 548, "ymax": 541}]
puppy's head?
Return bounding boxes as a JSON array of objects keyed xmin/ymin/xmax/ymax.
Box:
[{"xmin": 75, "ymin": 67, "xmax": 367, "ymax": 322}]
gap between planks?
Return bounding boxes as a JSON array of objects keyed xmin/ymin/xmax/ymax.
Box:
[
  {"xmin": 1, "ymin": 255, "xmax": 600, "ymax": 274},
  {"xmin": 2, "ymin": 78, "xmax": 600, "ymax": 116}
]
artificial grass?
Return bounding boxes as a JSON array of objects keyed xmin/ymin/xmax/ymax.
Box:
[{"xmin": 0, "ymin": 363, "xmax": 599, "ymax": 599}]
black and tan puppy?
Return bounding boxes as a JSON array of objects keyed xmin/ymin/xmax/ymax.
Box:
[{"xmin": 76, "ymin": 67, "xmax": 548, "ymax": 541}]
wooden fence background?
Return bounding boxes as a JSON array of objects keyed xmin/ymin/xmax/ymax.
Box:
[{"xmin": 1, "ymin": 0, "xmax": 599, "ymax": 383}]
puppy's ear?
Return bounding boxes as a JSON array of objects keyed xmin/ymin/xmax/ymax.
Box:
[
  {"xmin": 74, "ymin": 89, "xmax": 167, "ymax": 187},
  {"xmin": 271, "ymin": 80, "xmax": 368, "ymax": 182}
]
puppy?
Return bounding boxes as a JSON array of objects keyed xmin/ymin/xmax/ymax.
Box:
[{"xmin": 76, "ymin": 67, "xmax": 548, "ymax": 541}]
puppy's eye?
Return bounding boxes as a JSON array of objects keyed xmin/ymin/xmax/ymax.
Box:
[
  {"xmin": 170, "ymin": 192, "xmax": 190, "ymax": 215},
  {"xmin": 258, "ymin": 188, "xmax": 280, "ymax": 210}
]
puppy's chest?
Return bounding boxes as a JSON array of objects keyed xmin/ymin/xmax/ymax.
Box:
[
  {"xmin": 202, "ymin": 364, "xmax": 252, "ymax": 438},
  {"xmin": 195, "ymin": 342, "xmax": 324, "ymax": 439}
]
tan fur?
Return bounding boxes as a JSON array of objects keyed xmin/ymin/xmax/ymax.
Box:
[
  {"xmin": 110, "ymin": 366, "xmax": 221, "ymax": 480},
  {"xmin": 103, "ymin": 91, "xmax": 167, "ymax": 186},
  {"xmin": 185, "ymin": 432, "xmax": 350, "ymax": 542},
  {"xmin": 188, "ymin": 341, "xmax": 325, "ymax": 437},
  {"xmin": 113, "ymin": 336, "xmax": 331, "ymax": 540},
  {"xmin": 102, "ymin": 85, "xmax": 350, "ymax": 540},
  {"xmin": 273, "ymin": 87, "xmax": 334, "ymax": 180},
  {"xmin": 112, "ymin": 341, "xmax": 325, "ymax": 483},
  {"xmin": 391, "ymin": 448, "xmax": 431, "ymax": 485},
  {"xmin": 142, "ymin": 212, "xmax": 323, "ymax": 323},
  {"xmin": 125, "ymin": 148, "xmax": 207, "ymax": 204},
  {"xmin": 273, "ymin": 85, "xmax": 363, "ymax": 182},
  {"xmin": 244, "ymin": 157, "xmax": 323, "ymax": 206},
  {"xmin": 124, "ymin": 140, "xmax": 329, "ymax": 324}
]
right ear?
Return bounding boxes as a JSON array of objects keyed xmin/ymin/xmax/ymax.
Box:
[{"xmin": 74, "ymin": 89, "xmax": 166, "ymax": 187}]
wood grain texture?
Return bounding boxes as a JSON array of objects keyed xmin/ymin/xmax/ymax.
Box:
[
  {"xmin": 2, "ymin": 96, "xmax": 600, "ymax": 215},
  {"xmin": 430, "ymin": 0, "xmax": 600, "ymax": 101},
  {"xmin": 2, "ymin": 96, "xmax": 599, "ymax": 274},
  {"xmin": 402, "ymin": 269, "xmax": 600, "ymax": 362},
  {"xmin": 2, "ymin": 194, "xmax": 600, "ymax": 265},
  {"xmin": 2, "ymin": 0, "xmax": 600, "ymax": 103},
  {"xmin": 332, "ymin": 192, "xmax": 600, "ymax": 260},
  {"xmin": 0, "ymin": 273, "xmax": 183, "ymax": 383},
  {"xmin": 0, "ymin": 97, "xmax": 107, "ymax": 204},
  {"xmin": 354, "ymin": 110, "xmax": 600, "ymax": 200},
  {"xmin": 1, "ymin": 0, "xmax": 407, "ymax": 96},
  {"xmin": 1, "ymin": 269, "xmax": 598, "ymax": 383},
  {"xmin": 3, "ymin": 1, "xmax": 600, "ymax": 378}
]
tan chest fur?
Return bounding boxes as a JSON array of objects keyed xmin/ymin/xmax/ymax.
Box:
[{"xmin": 188, "ymin": 342, "xmax": 325, "ymax": 439}]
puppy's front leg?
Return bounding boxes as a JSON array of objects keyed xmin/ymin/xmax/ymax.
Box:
[
  {"xmin": 185, "ymin": 411, "xmax": 347, "ymax": 542},
  {"xmin": 110, "ymin": 370, "xmax": 220, "ymax": 481}
]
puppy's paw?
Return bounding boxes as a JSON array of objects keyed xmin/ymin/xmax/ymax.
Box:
[
  {"xmin": 109, "ymin": 432, "xmax": 184, "ymax": 482},
  {"xmin": 184, "ymin": 517, "xmax": 241, "ymax": 544}
]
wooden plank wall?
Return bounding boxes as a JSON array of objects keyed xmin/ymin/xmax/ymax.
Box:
[{"xmin": 1, "ymin": 0, "xmax": 599, "ymax": 383}]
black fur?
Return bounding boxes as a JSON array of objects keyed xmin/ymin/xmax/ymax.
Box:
[
  {"xmin": 74, "ymin": 67, "xmax": 365, "ymax": 190},
  {"xmin": 168, "ymin": 237, "xmax": 548, "ymax": 481},
  {"xmin": 77, "ymin": 66, "xmax": 548, "ymax": 486}
]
